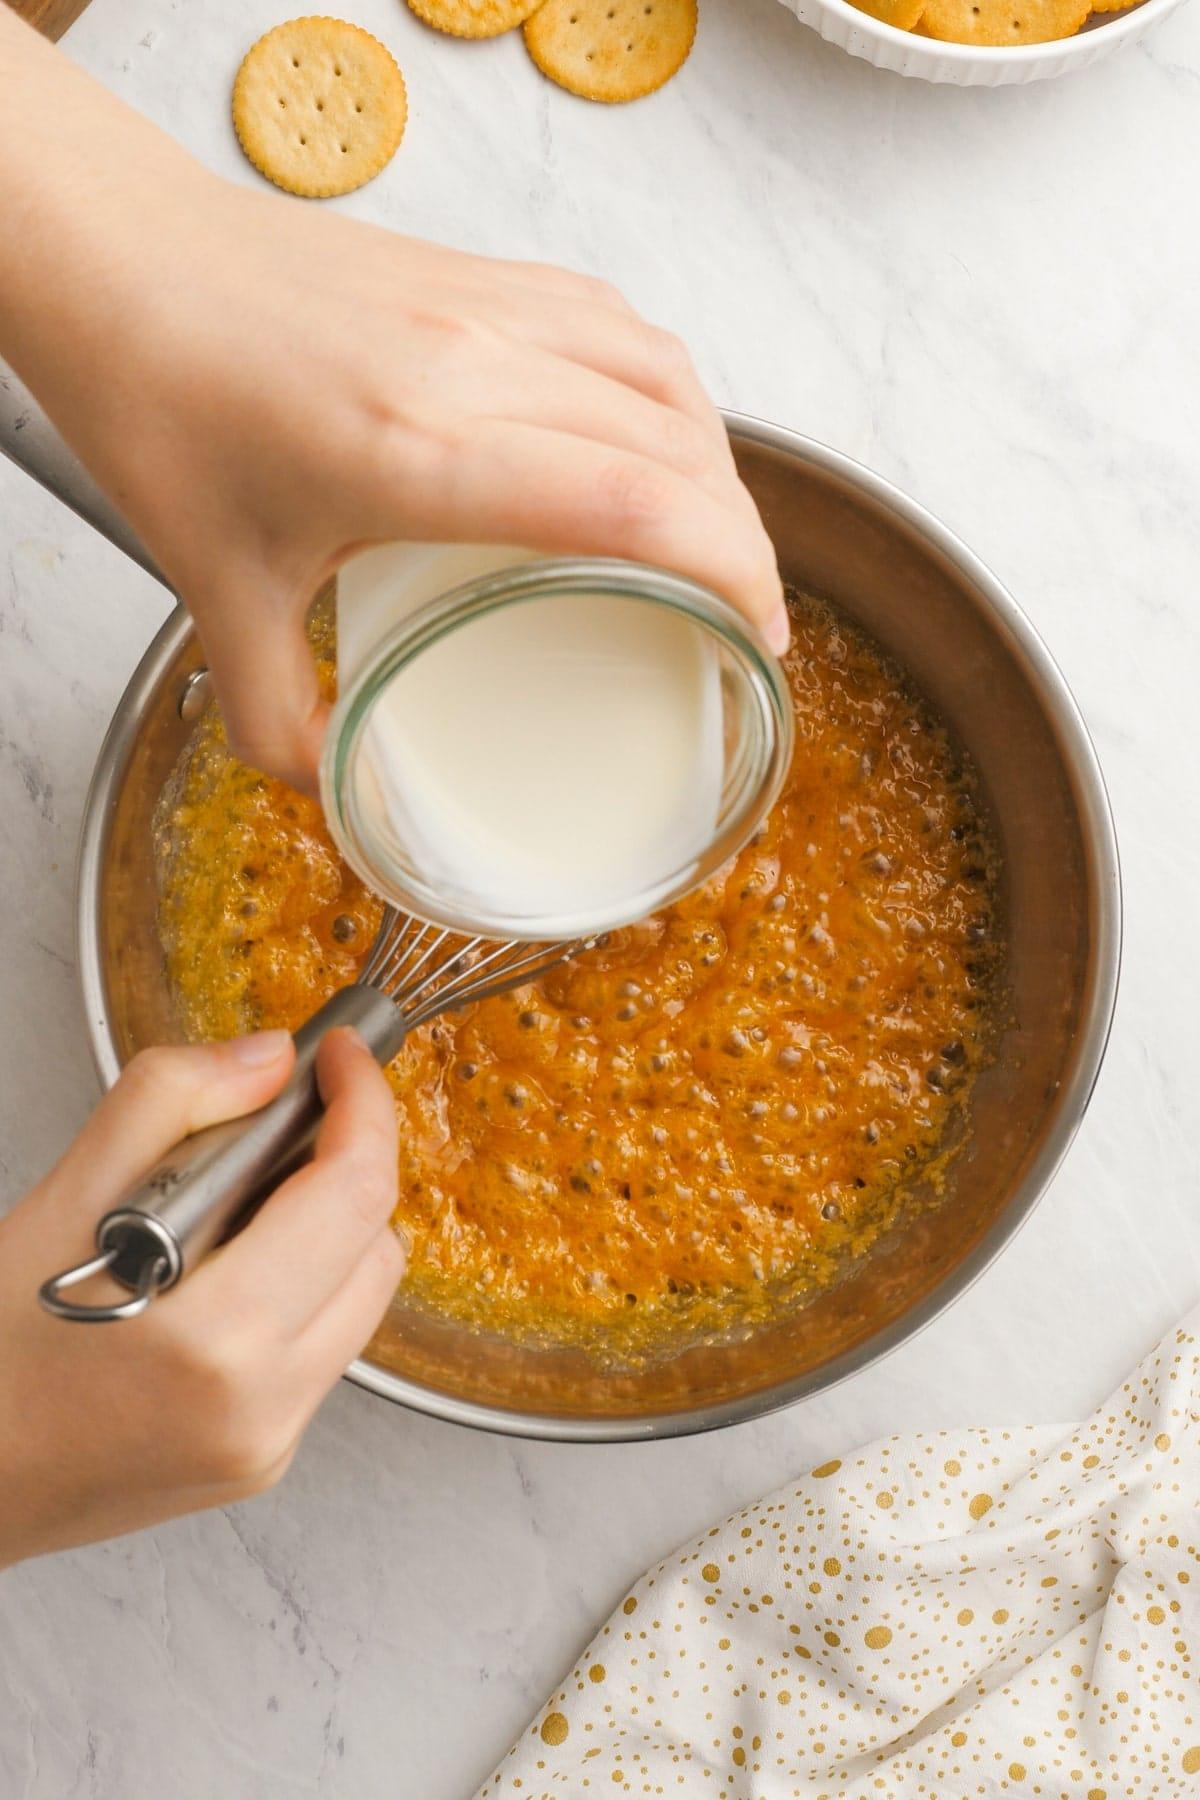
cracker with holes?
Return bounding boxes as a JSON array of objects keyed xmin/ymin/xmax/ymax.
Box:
[
  {"xmin": 524, "ymin": 0, "xmax": 697, "ymax": 104},
  {"xmin": 233, "ymin": 18, "xmax": 407, "ymax": 199},
  {"xmin": 919, "ymin": 0, "xmax": 1087, "ymax": 40},
  {"xmin": 405, "ymin": 0, "xmax": 545, "ymax": 36}
]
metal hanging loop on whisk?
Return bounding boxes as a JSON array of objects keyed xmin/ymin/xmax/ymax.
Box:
[{"xmin": 39, "ymin": 911, "xmax": 593, "ymax": 1322}]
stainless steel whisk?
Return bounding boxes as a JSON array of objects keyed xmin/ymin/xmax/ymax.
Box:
[{"xmin": 40, "ymin": 911, "xmax": 590, "ymax": 1322}]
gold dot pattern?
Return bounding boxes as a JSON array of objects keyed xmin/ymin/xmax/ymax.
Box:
[{"xmin": 477, "ymin": 1320, "xmax": 1199, "ymax": 1797}]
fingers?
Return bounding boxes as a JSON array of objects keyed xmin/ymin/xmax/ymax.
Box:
[
  {"xmin": 393, "ymin": 241, "xmax": 735, "ymax": 464},
  {"xmin": 480, "ymin": 255, "xmax": 638, "ymax": 317},
  {"xmin": 422, "ymin": 338, "xmax": 742, "ymax": 514},
  {"xmin": 38, "ymin": 1033, "xmax": 295, "ymax": 1232},
  {"xmin": 434, "ymin": 253, "xmax": 735, "ymax": 465},
  {"xmin": 430, "ymin": 244, "xmax": 641, "ymax": 325},
  {"xmin": 195, "ymin": 1027, "xmax": 403, "ymax": 1336},
  {"xmin": 483, "ymin": 291, "xmax": 736, "ymax": 469},
  {"xmin": 294, "ymin": 1224, "xmax": 405, "ymax": 1389},
  {"xmin": 194, "ymin": 590, "xmax": 328, "ymax": 794},
  {"xmin": 391, "ymin": 419, "xmax": 788, "ymax": 652}
]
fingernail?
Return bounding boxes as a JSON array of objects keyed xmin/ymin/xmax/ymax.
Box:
[
  {"xmin": 230, "ymin": 1029, "xmax": 292, "ymax": 1066},
  {"xmin": 339, "ymin": 1026, "xmax": 369, "ymax": 1051},
  {"xmin": 766, "ymin": 611, "xmax": 791, "ymax": 657}
]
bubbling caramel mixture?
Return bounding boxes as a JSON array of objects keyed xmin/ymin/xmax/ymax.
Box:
[{"xmin": 155, "ymin": 593, "xmax": 1001, "ymax": 1357}]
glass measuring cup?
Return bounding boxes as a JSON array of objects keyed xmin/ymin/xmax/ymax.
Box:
[{"xmin": 320, "ymin": 555, "xmax": 794, "ymax": 942}]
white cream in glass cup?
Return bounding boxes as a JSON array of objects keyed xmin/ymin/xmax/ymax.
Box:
[{"xmin": 321, "ymin": 548, "xmax": 795, "ymax": 942}]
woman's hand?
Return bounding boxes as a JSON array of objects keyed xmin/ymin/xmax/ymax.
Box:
[
  {"xmin": 0, "ymin": 1030, "xmax": 403, "ymax": 1568},
  {"xmin": 61, "ymin": 203, "xmax": 789, "ymax": 790},
  {"xmin": 0, "ymin": 11, "xmax": 787, "ymax": 791}
]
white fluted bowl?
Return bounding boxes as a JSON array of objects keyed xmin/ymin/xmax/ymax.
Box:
[{"xmin": 779, "ymin": 0, "xmax": 1186, "ymax": 83}]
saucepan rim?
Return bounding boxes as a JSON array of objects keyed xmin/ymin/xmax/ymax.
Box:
[{"xmin": 74, "ymin": 411, "xmax": 1121, "ymax": 1442}]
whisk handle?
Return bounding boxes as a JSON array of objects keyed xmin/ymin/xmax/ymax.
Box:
[{"xmin": 39, "ymin": 987, "xmax": 407, "ymax": 1321}]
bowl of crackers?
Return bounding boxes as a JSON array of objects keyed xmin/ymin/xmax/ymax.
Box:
[
  {"xmin": 231, "ymin": 0, "xmax": 1176, "ymax": 198},
  {"xmin": 780, "ymin": 0, "xmax": 1184, "ymax": 83}
]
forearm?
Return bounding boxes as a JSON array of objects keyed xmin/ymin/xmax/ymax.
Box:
[{"xmin": 0, "ymin": 9, "xmax": 211, "ymax": 424}]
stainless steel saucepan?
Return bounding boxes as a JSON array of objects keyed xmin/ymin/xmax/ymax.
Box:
[{"xmin": 0, "ymin": 360, "xmax": 1121, "ymax": 1442}]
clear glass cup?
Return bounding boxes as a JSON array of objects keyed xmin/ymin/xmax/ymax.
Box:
[{"xmin": 320, "ymin": 558, "xmax": 794, "ymax": 941}]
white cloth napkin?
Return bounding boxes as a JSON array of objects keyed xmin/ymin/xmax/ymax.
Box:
[{"xmin": 477, "ymin": 1311, "xmax": 1199, "ymax": 1798}]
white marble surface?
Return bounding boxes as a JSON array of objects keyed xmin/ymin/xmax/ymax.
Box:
[{"xmin": 3, "ymin": 0, "xmax": 1200, "ymax": 1793}]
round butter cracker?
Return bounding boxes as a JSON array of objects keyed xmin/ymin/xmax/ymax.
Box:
[
  {"xmin": 849, "ymin": 0, "xmax": 927, "ymax": 27},
  {"xmin": 233, "ymin": 18, "xmax": 407, "ymax": 199},
  {"xmin": 405, "ymin": 0, "xmax": 545, "ymax": 37},
  {"xmin": 524, "ymin": 0, "xmax": 697, "ymax": 104},
  {"xmin": 920, "ymin": 0, "xmax": 1087, "ymax": 40}
]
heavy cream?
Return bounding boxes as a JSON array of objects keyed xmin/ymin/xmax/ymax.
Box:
[{"xmin": 335, "ymin": 544, "xmax": 725, "ymax": 934}]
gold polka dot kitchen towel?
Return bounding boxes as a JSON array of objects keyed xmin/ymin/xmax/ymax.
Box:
[{"xmin": 477, "ymin": 1313, "xmax": 1199, "ymax": 1797}]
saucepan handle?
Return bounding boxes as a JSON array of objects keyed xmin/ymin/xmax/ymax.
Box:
[
  {"xmin": 0, "ymin": 356, "xmax": 164, "ymax": 583},
  {"xmin": 38, "ymin": 985, "xmax": 407, "ymax": 1322}
]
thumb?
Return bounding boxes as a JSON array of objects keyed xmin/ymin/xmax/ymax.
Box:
[
  {"xmin": 32, "ymin": 1034, "xmax": 297, "ymax": 1239},
  {"xmin": 192, "ymin": 581, "xmax": 329, "ymax": 794}
]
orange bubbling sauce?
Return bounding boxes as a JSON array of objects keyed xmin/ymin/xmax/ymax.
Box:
[{"xmin": 154, "ymin": 591, "xmax": 1001, "ymax": 1359}]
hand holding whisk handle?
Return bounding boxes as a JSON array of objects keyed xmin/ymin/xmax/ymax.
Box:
[{"xmin": 39, "ymin": 915, "xmax": 591, "ymax": 1320}]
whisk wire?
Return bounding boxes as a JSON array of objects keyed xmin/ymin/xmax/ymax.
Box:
[
  {"xmin": 358, "ymin": 908, "xmax": 590, "ymax": 1027},
  {"xmin": 369, "ymin": 920, "xmax": 462, "ymax": 992}
]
